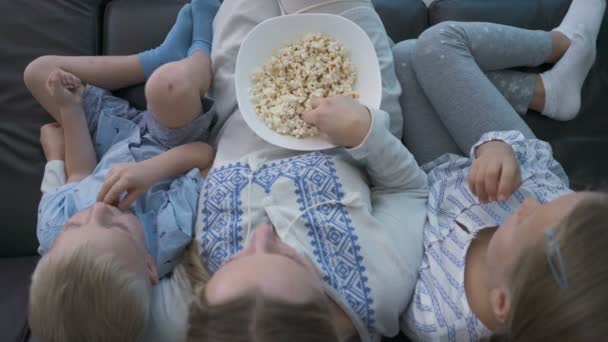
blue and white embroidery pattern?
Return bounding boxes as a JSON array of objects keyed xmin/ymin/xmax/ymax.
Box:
[
  {"xmin": 200, "ymin": 162, "xmax": 251, "ymax": 273},
  {"xmin": 200, "ymin": 152, "xmax": 375, "ymax": 330}
]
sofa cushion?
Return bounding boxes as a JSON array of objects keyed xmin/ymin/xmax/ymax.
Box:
[
  {"xmin": 0, "ymin": 0, "xmax": 110, "ymax": 257},
  {"xmin": 0, "ymin": 257, "xmax": 39, "ymax": 342},
  {"xmin": 428, "ymin": 0, "xmax": 608, "ymax": 189}
]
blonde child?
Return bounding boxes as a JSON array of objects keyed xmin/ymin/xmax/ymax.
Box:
[{"xmin": 24, "ymin": 1, "xmax": 219, "ymax": 341}]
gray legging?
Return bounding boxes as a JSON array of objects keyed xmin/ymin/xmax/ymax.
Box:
[{"xmin": 394, "ymin": 21, "xmax": 553, "ymax": 164}]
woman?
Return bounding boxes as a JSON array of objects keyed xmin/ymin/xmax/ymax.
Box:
[
  {"xmin": 187, "ymin": 0, "xmax": 427, "ymax": 341},
  {"xmin": 184, "ymin": 0, "xmax": 605, "ymax": 341}
]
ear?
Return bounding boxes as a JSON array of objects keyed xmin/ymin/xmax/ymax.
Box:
[
  {"xmin": 489, "ymin": 287, "xmax": 511, "ymax": 324},
  {"xmin": 146, "ymin": 255, "xmax": 159, "ymax": 286}
]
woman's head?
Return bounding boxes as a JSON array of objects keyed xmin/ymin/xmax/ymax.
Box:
[
  {"xmin": 487, "ymin": 192, "xmax": 608, "ymax": 340},
  {"xmin": 187, "ymin": 224, "xmax": 340, "ymax": 341},
  {"xmin": 187, "ymin": 290, "xmax": 340, "ymax": 342},
  {"xmin": 205, "ymin": 224, "xmax": 325, "ymax": 305}
]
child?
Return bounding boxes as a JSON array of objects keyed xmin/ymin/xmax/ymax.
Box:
[
  {"xmin": 25, "ymin": 1, "xmax": 220, "ymax": 341},
  {"xmin": 396, "ymin": 0, "xmax": 608, "ymax": 338},
  {"xmin": 402, "ymin": 132, "xmax": 608, "ymax": 341}
]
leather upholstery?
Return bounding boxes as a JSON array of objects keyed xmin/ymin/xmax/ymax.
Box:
[{"xmin": 0, "ymin": 0, "xmax": 109, "ymax": 256}]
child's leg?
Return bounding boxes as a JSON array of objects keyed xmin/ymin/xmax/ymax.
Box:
[
  {"xmin": 24, "ymin": 55, "xmax": 144, "ymax": 123},
  {"xmin": 393, "ymin": 40, "xmax": 461, "ymax": 164},
  {"xmin": 412, "ymin": 22, "xmax": 558, "ymax": 153},
  {"xmin": 25, "ymin": 3, "xmax": 198, "ymax": 123},
  {"xmin": 395, "ymin": 36, "xmax": 563, "ymax": 163},
  {"xmin": 140, "ymin": 1, "xmax": 220, "ymax": 77},
  {"xmin": 187, "ymin": 0, "xmax": 220, "ymax": 56},
  {"xmin": 537, "ymin": 0, "xmax": 605, "ymax": 120},
  {"xmin": 144, "ymin": 52, "xmax": 211, "ymax": 129}
]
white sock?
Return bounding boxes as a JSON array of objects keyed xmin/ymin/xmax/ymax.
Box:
[
  {"xmin": 541, "ymin": 29, "xmax": 596, "ymax": 121},
  {"xmin": 555, "ymin": 0, "xmax": 606, "ymax": 39}
]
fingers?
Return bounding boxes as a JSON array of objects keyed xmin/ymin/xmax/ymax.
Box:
[
  {"xmin": 97, "ymin": 170, "xmax": 121, "ymax": 203},
  {"xmin": 117, "ymin": 190, "xmax": 143, "ymax": 210},
  {"xmin": 484, "ymin": 163, "xmax": 501, "ymax": 203},
  {"xmin": 102, "ymin": 179, "xmax": 129, "ymax": 206},
  {"xmin": 469, "ymin": 161, "xmax": 479, "ymax": 196},
  {"xmin": 301, "ymin": 108, "xmax": 320, "ymax": 126},
  {"xmin": 497, "ymin": 162, "xmax": 521, "ymax": 201},
  {"xmin": 310, "ymin": 96, "xmax": 323, "ymax": 109},
  {"xmin": 476, "ymin": 169, "xmax": 488, "ymax": 203}
]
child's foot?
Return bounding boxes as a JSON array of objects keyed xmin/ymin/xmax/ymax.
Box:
[
  {"xmin": 541, "ymin": 29, "xmax": 596, "ymax": 121},
  {"xmin": 555, "ymin": 0, "xmax": 606, "ymax": 40},
  {"xmin": 46, "ymin": 69, "xmax": 85, "ymax": 109},
  {"xmin": 188, "ymin": 0, "xmax": 220, "ymax": 56},
  {"xmin": 139, "ymin": 4, "xmax": 193, "ymax": 79}
]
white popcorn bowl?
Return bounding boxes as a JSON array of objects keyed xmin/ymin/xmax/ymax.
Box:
[{"xmin": 235, "ymin": 13, "xmax": 382, "ymax": 151}]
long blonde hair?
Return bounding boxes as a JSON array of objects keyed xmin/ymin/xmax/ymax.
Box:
[
  {"xmin": 491, "ymin": 194, "xmax": 608, "ymax": 341},
  {"xmin": 29, "ymin": 244, "xmax": 151, "ymax": 342},
  {"xmin": 182, "ymin": 243, "xmax": 340, "ymax": 342}
]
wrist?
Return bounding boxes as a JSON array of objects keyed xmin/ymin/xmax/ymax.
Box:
[
  {"xmin": 476, "ymin": 140, "xmax": 512, "ymax": 158},
  {"xmin": 346, "ymin": 106, "xmax": 372, "ymax": 148},
  {"xmin": 138, "ymin": 159, "xmax": 165, "ymax": 183}
]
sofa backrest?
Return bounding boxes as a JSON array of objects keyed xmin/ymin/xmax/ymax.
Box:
[{"xmin": 0, "ymin": 0, "xmax": 111, "ymax": 256}]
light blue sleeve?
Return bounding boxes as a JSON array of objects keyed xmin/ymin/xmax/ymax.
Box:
[
  {"xmin": 150, "ymin": 168, "xmax": 203, "ymax": 279},
  {"xmin": 37, "ymin": 183, "xmax": 79, "ymax": 255}
]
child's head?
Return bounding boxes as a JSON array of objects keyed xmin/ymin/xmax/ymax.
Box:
[
  {"xmin": 29, "ymin": 202, "xmax": 158, "ymax": 342},
  {"xmin": 485, "ymin": 192, "xmax": 608, "ymax": 340}
]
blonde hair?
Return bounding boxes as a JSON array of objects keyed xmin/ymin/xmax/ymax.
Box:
[
  {"xmin": 182, "ymin": 243, "xmax": 339, "ymax": 342},
  {"xmin": 491, "ymin": 193, "xmax": 608, "ymax": 341},
  {"xmin": 29, "ymin": 244, "xmax": 151, "ymax": 342}
]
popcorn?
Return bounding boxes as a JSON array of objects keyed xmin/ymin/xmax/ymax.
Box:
[{"xmin": 251, "ymin": 33, "xmax": 358, "ymax": 138}]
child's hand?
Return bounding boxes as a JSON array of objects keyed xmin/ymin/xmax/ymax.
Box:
[
  {"xmin": 46, "ymin": 69, "xmax": 84, "ymax": 109},
  {"xmin": 301, "ymin": 96, "xmax": 371, "ymax": 148},
  {"xmin": 40, "ymin": 123, "xmax": 64, "ymax": 161},
  {"xmin": 469, "ymin": 141, "xmax": 521, "ymax": 203},
  {"xmin": 97, "ymin": 162, "xmax": 159, "ymax": 210}
]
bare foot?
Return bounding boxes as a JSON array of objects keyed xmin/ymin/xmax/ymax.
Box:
[{"xmin": 40, "ymin": 122, "xmax": 65, "ymax": 161}]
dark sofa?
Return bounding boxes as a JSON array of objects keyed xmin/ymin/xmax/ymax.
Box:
[{"xmin": 0, "ymin": 0, "xmax": 605, "ymax": 341}]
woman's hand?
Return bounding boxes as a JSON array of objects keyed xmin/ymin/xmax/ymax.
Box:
[
  {"xmin": 97, "ymin": 162, "xmax": 160, "ymax": 210},
  {"xmin": 469, "ymin": 140, "xmax": 521, "ymax": 203},
  {"xmin": 301, "ymin": 96, "xmax": 371, "ymax": 148}
]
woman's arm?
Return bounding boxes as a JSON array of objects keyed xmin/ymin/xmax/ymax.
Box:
[
  {"xmin": 303, "ymin": 96, "xmax": 427, "ymax": 192},
  {"xmin": 98, "ymin": 142, "xmax": 214, "ymax": 209}
]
